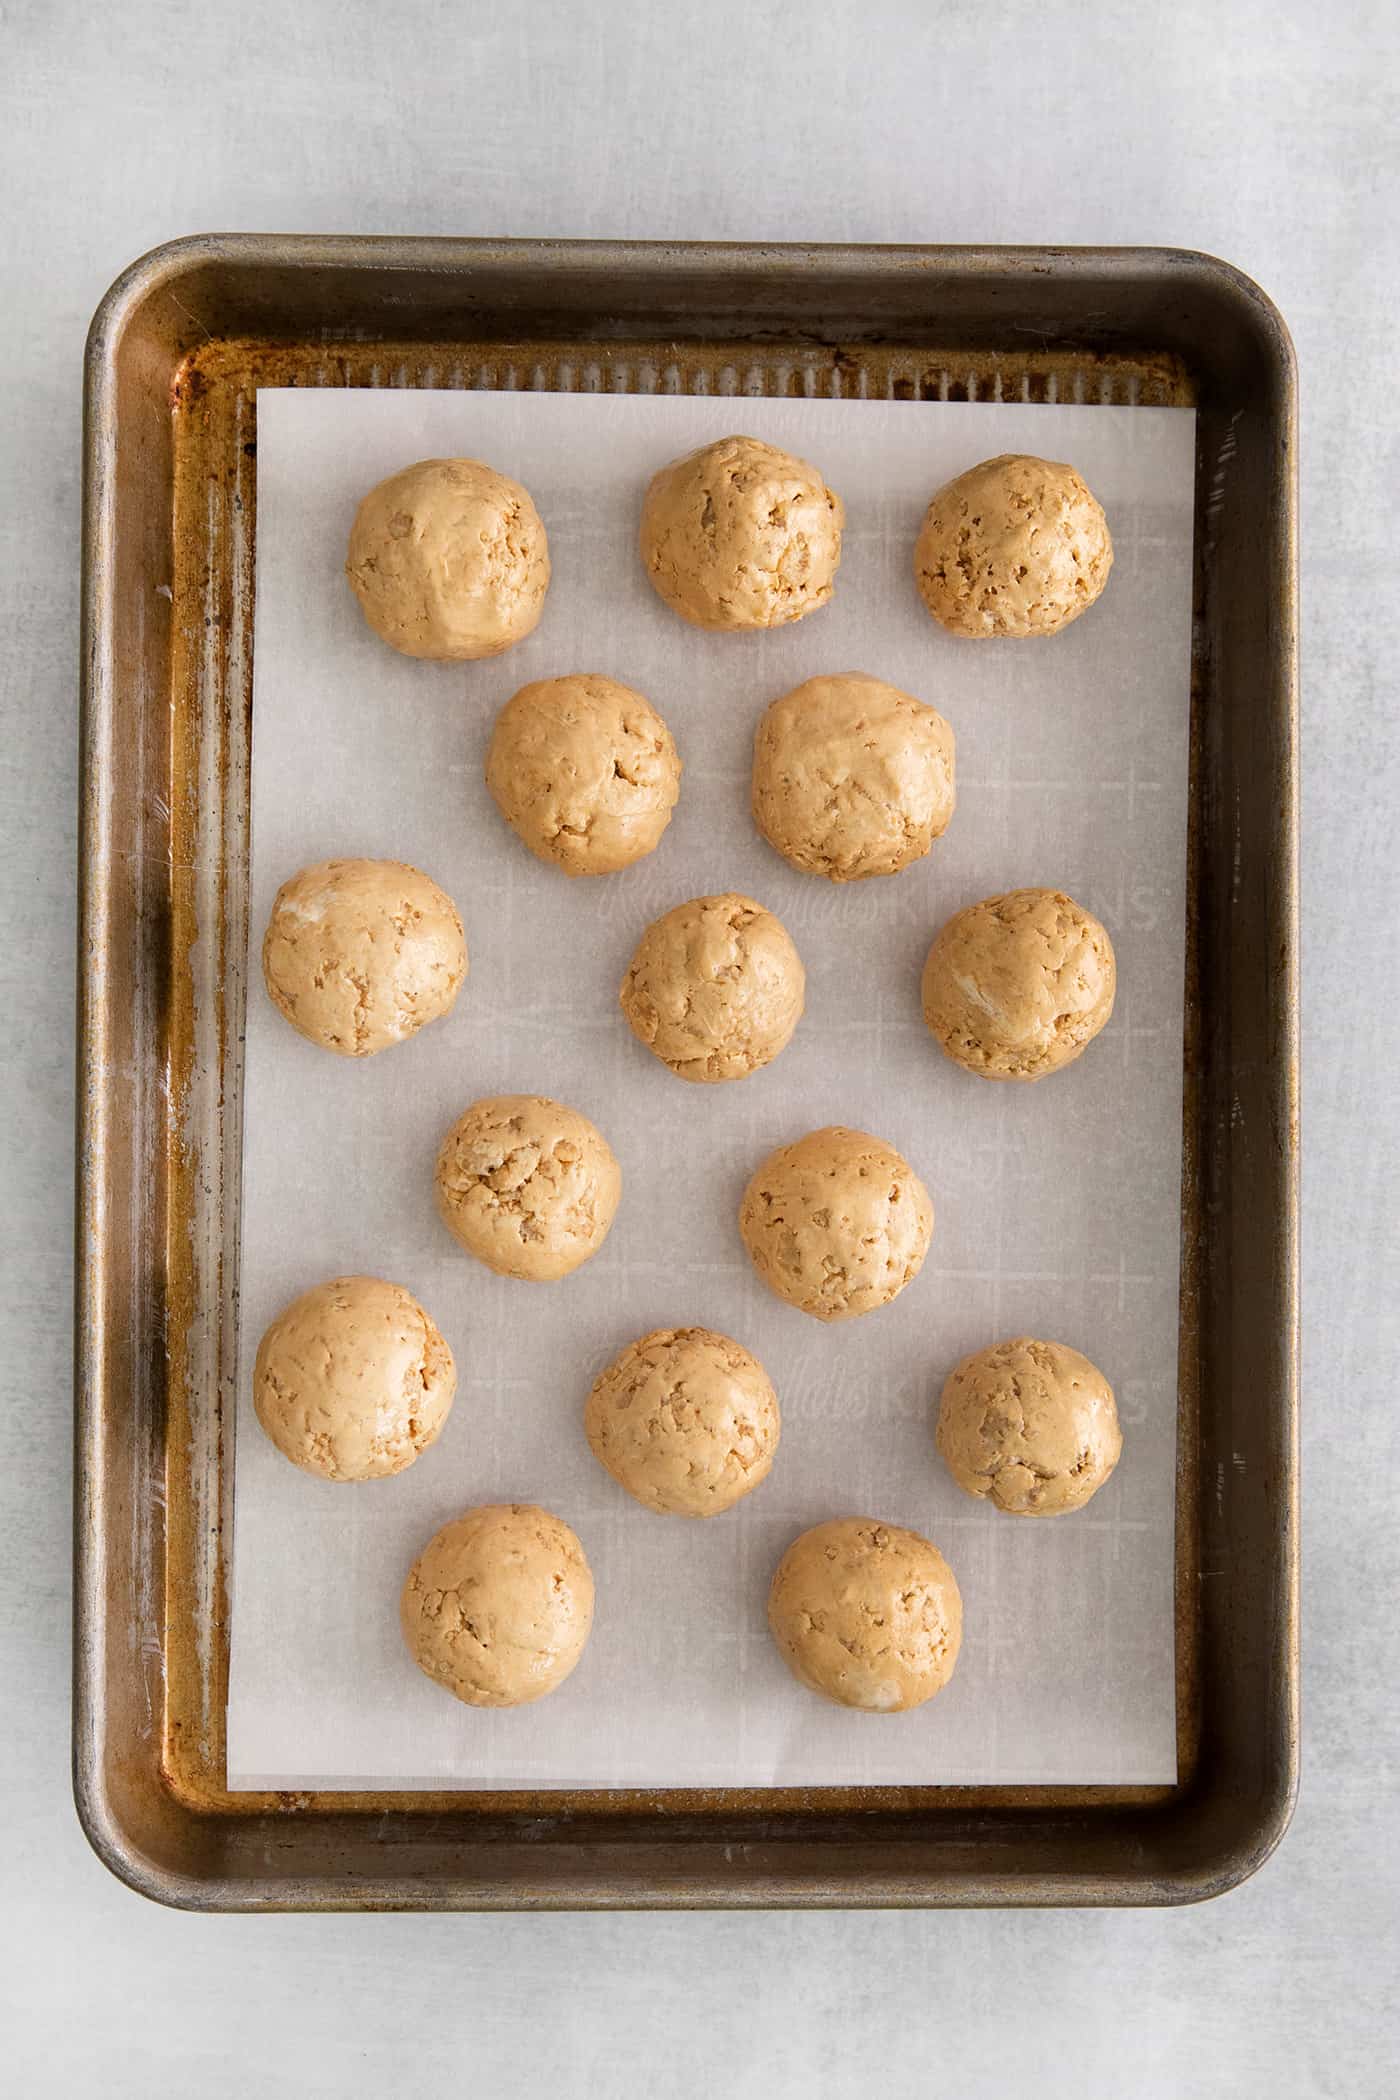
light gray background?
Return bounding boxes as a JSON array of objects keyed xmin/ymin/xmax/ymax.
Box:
[{"xmin": 2, "ymin": 0, "xmax": 1395, "ymax": 2091}]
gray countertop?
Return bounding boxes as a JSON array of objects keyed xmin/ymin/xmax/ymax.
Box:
[{"xmin": 3, "ymin": 1, "xmax": 1396, "ymax": 2091}]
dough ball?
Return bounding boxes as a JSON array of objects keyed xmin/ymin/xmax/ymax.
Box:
[
  {"xmin": 639, "ymin": 434, "xmax": 844, "ymax": 631},
  {"xmin": 937, "ymin": 1336, "xmax": 1122, "ymax": 1516},
  {"xmin": 619, "ymin": 893, "xmax": 804, "ymax": 1083},
  {"xmin": 346, "ymin": 456, "xmax": 549, "ymax": 660},
  {"xmin": 767, "ymin": 1518, "xmax": 963, "ymax": 1712},
  {"xmin": 486, "ymin": 674, "xmax": 682, "ymax": 876},
  {"xmin": 739, "ymin": 1125, "xmax": 933, "ymax": 1322},
  {"xmin": 913, "ymin": 453, "xmax": 1113, "ymax": 639},
  {"xmin": 434, "ymin": 1094, "xmax": 621, "ymax": 1281},
  {"xmin": 400, "ymin": 1503, "xmax": 593, "ymax": 1708},
  {"xmin": 262, "ymin": 857, "xmax": 467, "ymax": 1058},
  {"xmin": 921, "ymin": 887, "xmax": 1116, "ymax": 1082},
  {"xmin": 585, "ymin": 1327, "xmax": 780, "ymax": 1517},
  {"xmin": 253, "ymin": 1274, "xmax": 455, "ymax": 1482},
  {"xmin": 751, "ymin": 673, "xmax": 956, "ymax": 882}
]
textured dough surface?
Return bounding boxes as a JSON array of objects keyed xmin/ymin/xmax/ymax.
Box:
[
  {"xmin": 767, "ymin": 1517, "xmax": 963, "ymax": 1712},
  {"xmin": 937, "ymin": 1336, "xmax": 1122, "ymax": 1516},
  {"xmin": 751, "ymin": 673, "xmax": 956, "ymax": 881},
  {"xmin": 913, "ymin": 453, "xmax": 1112, "ymax": 639},
  {"xmin": 253, "ymin": 1274, "xmax": 456, "ymax": 1482},
  {"xmin": 262, "ymin": 857, "xmax": 467, "ymax": 1058},
  {"xmin": 639, "ymin": 434, "xmax": 844, "ymax": 631},
  {"xmin": 619, "ymin": 892, "xmax": 804, "ymax": 1082},
  {"xmin": 739, "ymin": 1125, "xmax": 933, "ymax": 1322},
  {"xmin": 585, "ymin": 1326, "xmax": 780, "ymax": 1517},
  {"xmin": 921, "ymin": 887, "xmax": 1116, "ymax": 1081},
  {"xmin": 486, "ymin": 674, "xmax": 681, "ymax": 875},
  {"xmin": 400, "ymin": 1503, "xmax": 593, "ymax": 1707},
  {"xmin": 346, "ymin": 456, "xmax": 549, "ymax": 660},
  {"xmin": 435, "ymin": 1094, "xmax": 621, "ymax": 1281}
]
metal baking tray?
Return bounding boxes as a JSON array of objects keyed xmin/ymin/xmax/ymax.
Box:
[{"xmin": 76, "ymin": 236, "xmax": 1298, "ymax": 1910}]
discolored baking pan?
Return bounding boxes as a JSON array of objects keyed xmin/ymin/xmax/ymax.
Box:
[{"xmin": 76, "ymin": 237, "xmax": 1298, "ymax": 1910}]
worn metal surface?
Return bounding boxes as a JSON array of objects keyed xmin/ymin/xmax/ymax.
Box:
[{"xmin": 75, "ymin": 237, "xmax": 1298, "ymax": 1910}]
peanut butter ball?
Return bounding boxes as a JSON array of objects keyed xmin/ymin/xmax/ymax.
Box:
[
  {"xmin": 486, "ymin": 674, "xmax": 681, "ymax": 875},
  {"xmin": 400, "ymin": 1504, "xmax": 593, "ymax": 1708},
  {"xmin": 739, "ymin": 1126, "xmax": 933, "ymax": 1322},
  {"xmin": 261, "ymin": 857, "xmax": 466, "ymax": 1058},
  {"xmin": 768, "ymin": 1518, "xmax": 963, "ymax": 1712},
  {"xmin": 619, "ymin": 893, "xmax": 804, "ymax": 1082},
  {"xmin": 639, "ymin": 434, "xmax": 843, "ymax": 631},
  {"xmin": 435, "ymin": 1095, "xmax": 621, "ymax": 1282},
  {"xmin": 253, "ymin": 1275, "xmax": 455, "ymax": 1482},
  {"xmin": 346, "ymin": 456, "xmax": 549, "ymax": 660},
  {"xmin": 585, "ymin": 1327, "xmax": 780, "ymax": 1516},
  {"xmin": 913, "ymin": 453, "xmax": 1112, "ymax": 639},
  {"xmin": 937, "ymin": 1337, "xmax": 1122, "ymax": 1515},
  {"xmin": 752, "ymin": 673, "xmax": 955, "ymax": 881},
  {"xmin": 921, "ymin": 888, "xmax": 1116, "ymax": 1081}
]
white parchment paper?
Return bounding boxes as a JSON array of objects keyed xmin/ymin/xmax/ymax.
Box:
[{"xmin": 227, "ymin": 387, "xmax": 1194, "ymax": 1789}]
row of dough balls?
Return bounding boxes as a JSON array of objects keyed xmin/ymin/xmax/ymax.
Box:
[
  {"xmin": 255, "ymin": 1281, "xmax": 1122, "ymax": 1513},
  {"xmin": 263, "ymin": 861, "xmax": 1117, "ymax": 1086},
  {"xmin": 483, "ymin": 667, "xmax": 956, "ymax": 885},
  {"xmin": 397, "ymin": 1505, "xmax": 969, "ymax": 1716},
  {"xmin": 256, "ymin": 1281, "xmax": 1120, "ymax": 1711},
  {"xmin": 427, "ymin": 1105, "xmax": 949, "ymax": 1319},
  {"xmin": 345, "ymin": 440, "xmax": 1113, "ymax": 656},
  {"xmin": 396, "ymin": 1508, "xmax": 967, "ymax": 1716}
]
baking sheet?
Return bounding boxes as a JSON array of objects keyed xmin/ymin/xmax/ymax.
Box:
[{"xmin": 227, "ymin": 387, "xmax": 1194, "ymax": 1789}]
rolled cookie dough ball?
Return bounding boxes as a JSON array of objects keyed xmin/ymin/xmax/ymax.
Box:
[
  {"xmin": 921, "ymin": 887, "xmax": 1116, "ymax": 1082},
  {"xmin": 400, "ymin": 1503, "xmax": 593, "ymax": 1708},
  {"xmin": 768, "ymin": 1518, "xmax": 963, "ymax": 1712},
  {"xmin": 435, "ymin": 1094, "xmax": 621, "ymax": 1281},
  {"xmin": 751, "ymin": 673, "xmax": 956, "ymax": 881},
  {"xmin": 639, "ymin": 434, "xmax": 844, "ymax": 632},
  {"xmin": 913, "ymin": 453, "xmax": 1113, "ymax": 639},
  {"xmin": 486, "ymin": 674, "xmax": 682, "ymax": 875},
  {"xmin": 262, "ymin": 857, "xmax": 467, "ymax": 1058},
  {"xmin": 937, "ymin": 1336, "xmax": 1122, "ymax": 1516},
  {"xmin": 253, "ymin": 1274, "xmax": 455, "ymax": 1482},
  {"xmin": 619, "ymin": 892, "xmax": 804, "ymax": 1083},
  {"xmin": 346, "ymin": 457, "xmax": 549, "ymax": 660},
  {"xmin": 585, "ymin": 1327, "xmax": 780, "ymax": 1517},
  {"xmin": 739, "ymin": 1125, "xmax": 933, "ymax": 1322}
]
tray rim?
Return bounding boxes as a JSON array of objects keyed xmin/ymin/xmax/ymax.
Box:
[{"xmin": 75, "ymin": 233, "xmax": 1299, "ymax": 1912}]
